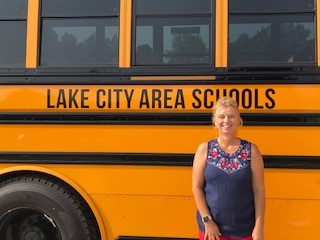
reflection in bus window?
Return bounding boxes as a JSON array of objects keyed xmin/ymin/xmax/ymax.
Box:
[
  {"xmin": 0, "ymin": 0, "xmax": 27, "ymax": 67},
  {"xmin": 228, "ymin": 0, "xmax": 315, "ymax": 66},
  {"xmin": 40, "ymin": 0, "xmax": 119, "ymax": 67},
  {"xmin": 41, "ymin": 19, "xmax": 118, "ymax": 66},
  {"xmin": 134, "ymin": 0, "xmax": 212, "ymax": 65},
  {"xmin": 0, "ymin": 0, "xmax": 27, "ymax": 18},
  {"xmin": 0, "ymin": 22, "xmax": 26, "ymax": 67}
]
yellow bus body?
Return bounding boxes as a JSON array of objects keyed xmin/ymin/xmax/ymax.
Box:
[
  {"xmin": 0, "ymin": 0, "xmax": 319, "ymax": 239},
  {"xmin": 1, "ymin": 165, "xmax": 320, "ymax": 240},
  {"xmin": 0, "ymin": 121, "xmax": 319, "ymax": 239}
]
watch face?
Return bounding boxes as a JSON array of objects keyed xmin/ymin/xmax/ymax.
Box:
[{"xmin": 203, "ymin": 216, "xmax": 210, "ymax": 222}]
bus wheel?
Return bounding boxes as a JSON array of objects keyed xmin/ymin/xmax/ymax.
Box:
[{"xmin": 0, "ymin": 175, "xmax": 100, "ymax": 240}]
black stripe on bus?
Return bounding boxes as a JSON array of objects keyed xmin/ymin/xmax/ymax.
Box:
[
  {"xmin": 0, "ymin": 152, "xmax": 319, "ymax": 169},
  {"xmin": 0, "ymin": 113, "xmax": 318, "ymax": 126},
  {"xmin": 1, "ymin": 72, "xmax": 320, "ymax": 85}
]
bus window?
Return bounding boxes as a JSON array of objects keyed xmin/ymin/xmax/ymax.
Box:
[
  {"xmin": 134, "ymin": 0, "xmax": 212, "ymax": 65},
  {"xmin": 0, "ymin": 0, "xmax": 27, "ymax": 67},
  {"xmin": 40, "ymin": 0, "xmax": 119, "ymax": 67},
  {"xmin": 228, "ymin": 0, "xmax": 315, "ymax": 66}
]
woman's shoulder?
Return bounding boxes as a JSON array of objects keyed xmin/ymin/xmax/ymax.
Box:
[
  {"xmin": 240, "ymin": 139, "xmax": 262, "ymax": 159},
  {"xmin": 193, "ymin": 142, "xmax": 209, "ymax": 166},
  {"xmin": 195, "ymin": 139, "xmax": 213, "ymax": 156},
  {"xmin": 240, "ymin": 139, "xmax": 261, "ymax": 153},
  {"xmin": 196, "ymin": 141, "xmax": 208, "ymax": 153},
  {"xmin": 240, "ymin": 138, "xmax": 251, "ymax": 144},
  {"xmin": 240, "ymin": 138, "xmax": 257, "ymax": 147},
  {"xmin": 198, "ymin": 138, "xmax": 216, "ymax": 147}
]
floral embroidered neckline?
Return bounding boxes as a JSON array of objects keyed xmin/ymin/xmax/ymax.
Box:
[
  {"xmin": 207, "ymin": 138, "xmax": 251, "ymax": 174},
  {"xmin": 216, "ymin": 139, "xmax": 241, "ymax": 156}
]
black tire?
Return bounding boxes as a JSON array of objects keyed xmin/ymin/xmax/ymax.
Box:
[{"xmin": 0, "ymin": 175, "xmax": 100, "ymax": 240}]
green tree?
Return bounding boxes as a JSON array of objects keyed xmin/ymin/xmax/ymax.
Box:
[
  {"xmin": 167, "ymin": 33, "xmax": 208, "ymax": 63},
  {"xmin": 59, "ymin": 32, "xmax": 79, "ymax": 63},
  {"xmin": 229, "ymin": 22, "xmax": 314, "ymax": 64}
]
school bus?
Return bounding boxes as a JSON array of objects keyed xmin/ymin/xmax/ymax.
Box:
[{"xmin": 0, "ymin": 0, "xmax": 319, "ymax": 239}]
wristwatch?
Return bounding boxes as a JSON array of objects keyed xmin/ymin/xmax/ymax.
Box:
[{"xmin": 201, "ymin": 215, "xmax": 212, "ymax": 223}]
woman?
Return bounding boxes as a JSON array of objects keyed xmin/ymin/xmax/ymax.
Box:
[{"xmin": 192, "ymin": 97, "xmax": 265, "ymax": 240}]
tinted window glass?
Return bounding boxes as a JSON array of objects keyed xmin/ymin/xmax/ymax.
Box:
[
  {"xmin": 229, "ymin": 0, "xmax": 314, "ymax": 12},
  {"xmin": 0, "ymin": 21, "xmax": 26, "ymax": 66},
  {"xmin": 136, "ymin": 17, "xmax": 210, "ymax": 64},
  {"xmin": 41, "ymin": 19, "xmax": 118, "ymax": 66},
  {"xmin": 136, "ymin": 0, "xmax": 211, "ymax": 15},
  {"xmin": 42, "ymin": 0, "xmax": 119, "ymax": 16},
  {"xmin": 0, "ymin": 0, "xmax": 27, "ymax": 18},
  {"xmin": 229, "ymin": 15, "xmax": 315, "ymax": 65}
]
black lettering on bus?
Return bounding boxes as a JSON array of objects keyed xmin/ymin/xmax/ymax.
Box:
[
  {"xmin": 47, "ymin": 89, "xmax": 54, "ymax": 108},
  {"xmin": 204, "ymin": 89, "xmax": 214, "ymax": 108},
  {"xmin": 265, "ymin": 88, "xmax": 276, "ymax": 109},
  {"xmin": 229, "ymin": 89, "xmax": 240, "ymax": 104},
  {"xmin": 107, "ymin": 89, "xmax": 112, "ymax": 108},
  {"xmin": 124, "ymin": 89, "xmax": 134, "ymax": 108},
  {"xmin": 215, "ymin": 88, "xmax": 228, "ymax": 101},
  {"xmin": 114, "ymin": 89, "xmax": 122, "ymax": 108},
  {"xmin": 175, "ymin": 89, "xmax": 185, "ymax": 108},
  {"xmin": 69, "ymin": 89, "xmax": 79, "ymax": 108},
  {"xmin": 163, "ymin": 89, "xmax": 173, "ymax": 109},
  {"xmin": 241, "ymin": 89, "xmax": 252, "ymax": 109},
  {"xmin": 152, "ymin": 89, "xmax": 162, "ymax": 108},
  {"xmin": 140, "ymin": 89, "xmax": 150, "ymax": 108},
  {"xmin": 57, "ymin": 89, "xmax": 67, "ymax": 108},
  {"xmin": 254, "ymin": 89, "xmax": 264, "ymax": 109},
  {"xmin": 96, "ymin": 89, "xmax": 106, "ymax": 108},
  {"xmin": 192, "ymin": 89, "xmax": 202, "ymax": 109},
  {"xmin": 81, "ymin": 89, "xmax": 90, "ymax": 108}
]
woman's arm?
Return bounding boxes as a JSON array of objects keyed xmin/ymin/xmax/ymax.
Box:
[
  {"xmin": 192, "ymin": 142, "xmax": 221, "ymax": 240},
  {"xmin": 251, "ymin": 143, "xmax": 266, "ymax": 240}
]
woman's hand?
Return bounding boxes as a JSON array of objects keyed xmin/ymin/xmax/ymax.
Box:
[
  {"xmin": 252, "ymin": 225, "xmax": 264, "ymax": 240},
  {"xmin": 204, "ymin": 221, "xmax": 221, "ymax": 240}
]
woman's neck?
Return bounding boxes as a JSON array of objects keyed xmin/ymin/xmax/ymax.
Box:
[
  {"xmin": 217, "ymin": 135, "xmax": 239, "ymax": 146},
  {"xmin": 217, "ymin": 135, "xmax": 240, "ymax": 154}
]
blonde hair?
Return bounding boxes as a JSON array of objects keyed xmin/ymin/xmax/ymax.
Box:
[{"xmin": 212, "ymin": 97, "xmax": 243, "ymax": 126}]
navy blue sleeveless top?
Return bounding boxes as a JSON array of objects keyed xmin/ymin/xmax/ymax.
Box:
[{"xmin": 196, "ymin": 138, "xmax": 255, "ymax": 238}]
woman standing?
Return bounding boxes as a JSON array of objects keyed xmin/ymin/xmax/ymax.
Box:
[{"xmin": 192, "ymin": 97, "xmax": 265, "ymax": 240}]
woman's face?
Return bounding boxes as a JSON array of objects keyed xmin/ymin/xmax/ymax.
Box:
[{"xmin": 214, "ymin": 106, "xmax": 241, "ymax": 135}]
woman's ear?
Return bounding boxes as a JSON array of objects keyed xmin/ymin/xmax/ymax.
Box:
[{"xmin": 239, "ymin": 117, "xmax": 243, "ymax": 126}]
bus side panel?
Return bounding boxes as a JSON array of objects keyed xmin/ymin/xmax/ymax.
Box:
[{"xmin": 1, "ymin": 164, "xmax": 319, "ymax": 240}]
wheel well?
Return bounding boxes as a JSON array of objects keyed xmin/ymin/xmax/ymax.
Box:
[{"xmin": 0, "ymin": 170, "xmax": 101, "ymax": 239}]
